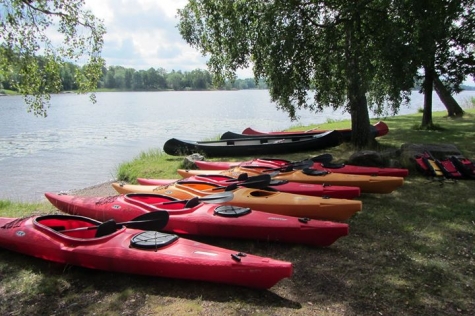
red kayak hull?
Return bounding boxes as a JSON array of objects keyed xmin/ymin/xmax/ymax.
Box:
[
  {"xmin": 110, "ymin": 182, "xmax": 362, "ymax": 221},
  {"xmin": 45, "ymin": 192, "xmax": 349, "ymax": 247},
  {"xmin": 136, "ymin": 175, "xmax": 361, "ymax": 199},
  {"xmin": 194, "ymin": 159, "xmax": 409, "ymax": 178},
  {"xmin": 242, "ymin": 121, "xmax": 389, "ymax": 140},
  {"xmin": 0, "ymin": 215, "xmax": 292, "ymax": 289}
]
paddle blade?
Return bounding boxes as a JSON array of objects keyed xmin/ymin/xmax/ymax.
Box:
[
  {"xmin": 310, "ymin": 153, "xmax": 333, "ymax": 163},
  {"xmin": 95, "ymin": 219, "xmax": 117, "ymax": 237},
  {"xmin": 225, "ymin": 183, "xmax": 239, "ymax": 191},
  {"xmin": 198, "ymin": 192, "xmax": 234, "ymax": 203},
  {"xmin": 288, "ymin": 159, "xmax": 314, "ymax": 170},
  {"xmin": 161, "ymin": 192, "xmax": 234, "ymax": 205},
  {"xmin": 121, "ymin": 211, "xmax": 170, "ymax": 231},
  {"xmin": 236, "ymin": 173, "xmax": 249, "ymax": 181},
  {"xmin": 239, "ymin": 174, "xmax": 272, "ymax": 188}
]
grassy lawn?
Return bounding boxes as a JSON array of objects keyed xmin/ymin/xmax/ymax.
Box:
[{"xmin": 1, "ymin": 108, "xmax": 474, "ymax": 315}]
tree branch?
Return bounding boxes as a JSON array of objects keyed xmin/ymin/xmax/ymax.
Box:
[{"xmin": 20, "ymin": 0, "xmax": 94, "ymax": 29}]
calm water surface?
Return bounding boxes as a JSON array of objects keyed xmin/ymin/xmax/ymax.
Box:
[{"xmin": 1, "ymin": 89, "xmax": 474, "ymax": 202}]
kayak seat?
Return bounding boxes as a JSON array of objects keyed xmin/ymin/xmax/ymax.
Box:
[{"xmin": 95, "ymin": 219, "xmax": 117, "ymax": 237}]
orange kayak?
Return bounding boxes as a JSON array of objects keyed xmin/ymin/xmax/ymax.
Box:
[
  {"xmin": 176, "ymin": 166, "xmax": 404, "ymax": 194},
  {"xmin": 111, "ymin": 182, "xmax": 362, "ymax": 221}
]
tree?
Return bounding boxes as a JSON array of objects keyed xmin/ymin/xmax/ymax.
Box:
[
  {"xmin": 407, "ymin": 0, "xmax": 475, "ymax": 127},
  {"xmin": 60, "ymin": 62, "xmax": 79, "ymax": 91},
  {"xmin": 166, "ymin": 70, "xmax": 185, "ymax": 91},
  {"xmin": 189, "ymin": 69, "xmax": 211, "ymax": 90},
  {"xmin": 434, "ymin": 77, "xmax": 464, "ymax": 117},
  {"xmin": 104, "ymin": 66, "xmax": 116, "ymax": 89},
  {"xmin": 132, "ymin": 71, "xmax": 144, "ymax": 90},
  {"xmin": 178, "ymin": 1, "xmax": 418, "ymax": 148},
  {"xmin": 124, "ymin": 68, "xmax": 134, "ymax": 90},
  {"xmin": 0, "ymin": 0, "xmax": 105, "ymax": 116}
]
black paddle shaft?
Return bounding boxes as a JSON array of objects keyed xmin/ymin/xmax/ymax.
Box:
[{"xmin": 60, "ymin": 211, "xmax": 170, "ymax": 233}]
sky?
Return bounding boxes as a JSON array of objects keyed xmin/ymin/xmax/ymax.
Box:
[
  {"xmin": 84, "ymin": 0, "xmax": 474, "ymax": 85},
  {"xmin": 84, "ymin": 0, "xmax": 254, "ymax": 78}
]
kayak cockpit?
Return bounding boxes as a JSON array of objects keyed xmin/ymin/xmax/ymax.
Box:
[
  {"xmin": 34, "ymin": 214, "xmax": 124, "ymax": 240},
  {"xmin": 127, "ymin": 194, "xmax": 201, "ymax": 214},
  {"xmin": 247, "ymin": 190, "xmax": 277, "ymax": 198}
]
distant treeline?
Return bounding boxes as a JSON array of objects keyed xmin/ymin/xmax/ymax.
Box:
[
  {"xmin": 2, "ymin": 60, "xmax": 473, "ymax": 93},
  {"xmin": 456, "ymin": 85, "xmax": 475, "ymax": 91},
  {"xmin": 412, "ymin": 83, "xmax": 475, "ymax": 91},
  {"xmin": 0, "ymin": 61, "xmax": 268, "ymax": 92}
]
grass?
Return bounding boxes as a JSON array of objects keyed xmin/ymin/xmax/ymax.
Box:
[
  {"xmin": 1, "ymin": 109, "xmax": 475, "ymax": 315},
  {"xmin": 0, "ymin": 89, "xmax": 20, "ymax": 95}
]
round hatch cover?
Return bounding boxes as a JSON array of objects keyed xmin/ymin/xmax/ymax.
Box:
[
  {"xmin": 130, "ymin": 231, "xmax": 178, "ymax": 249},
  {"xmin": 214, "ymin": 205, "xmax": 252, "ymax": 217}
]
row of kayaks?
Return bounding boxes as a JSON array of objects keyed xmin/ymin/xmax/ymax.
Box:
[
  {"xmin": 1, "ymin": 153, "xmax": 409, "ymax": 289},
  {"xmin": 163, "ymin": 121, "xmax": 389, "ymax": 157}
]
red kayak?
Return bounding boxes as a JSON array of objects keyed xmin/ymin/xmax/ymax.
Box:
[
  {"xmin": 0, "ymin": 214, "xmax": 292, "ymax": 289},
  {"xmin": 136, "ymin": 174, "xmax": 361, "ymax": 199},
  {"xmin": 45, "ymin": 192, "xmax": 349, "ymax": 247},
  {"xmin": 110, "ymin": 181, "xmax": 362, "ymax": 221},
  {"xmin": 194, "ymin": 157, "xmax": 409, "ymax": 178},
  {"xmin": 241, "ymin": 121, "xmax": 389, "ymax": 141}
]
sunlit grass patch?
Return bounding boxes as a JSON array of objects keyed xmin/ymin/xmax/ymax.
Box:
[
  {"xmin": 0, "ymin": 200, "xmax": 54, "ymax": 217},
  {"xmin": 116, "ymin": 148, "xmax": 172, "ymax": 183},
  {"xmin": 144, "ymin": 297, "xmax": 203, "ymax": 316}
]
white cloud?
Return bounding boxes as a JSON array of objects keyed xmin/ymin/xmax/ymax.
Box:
[
  {"xmin": 83, "ymin": 0, "xmax": 253, "ymax": 78},
  {"xmin": 84, "ymin": 0, "xmax": 197, "ymax": 70}
]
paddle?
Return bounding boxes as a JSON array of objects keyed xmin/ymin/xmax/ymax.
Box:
[
  {"xmin": 178, "ymin": 173, "xmax": 271, "ymax": 190},
  {"xmin": 223, "ymin": 174, "xmax": 272, "ymax": 189},
  {"xmin": 60, "ymin": 211, "xmax": 170, "ymax": 233},
  {"xmin": 222, "ymin": 174, "xmax": 273, "ymax": 191},
  {"xmin": 247, "ymin": 158, "xmax": 314, "ymax": 170},
  {"xmin": 239, "ymin": 174, "xmax": 272, "ymax": 188},
  {"xmin": 160, "ymin": 191, "xmax": 235, "ymax": 205},
  {"xmin": 309, "ymin": 153, "xmax": 333, "ymax": 163},
  {"xmin": 247, "ymin": 154, "xmax": 332, "ymax": 167},
  {"xmin": 287, "ymin": 159, "xmax": 314, "ymax": 170},
  {"xmin": 240, "ymin": 160, "xmax": 313, "ymax": 173}
]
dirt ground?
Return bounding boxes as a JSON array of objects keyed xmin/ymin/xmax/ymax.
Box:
[{"xmin": 68, "ymin": 180, "xmax": 119, "ymax": 197}]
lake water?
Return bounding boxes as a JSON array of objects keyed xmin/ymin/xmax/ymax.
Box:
[{"xmin": 1, "ymin": 89, "xmax": 474, "ymax": 202}]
